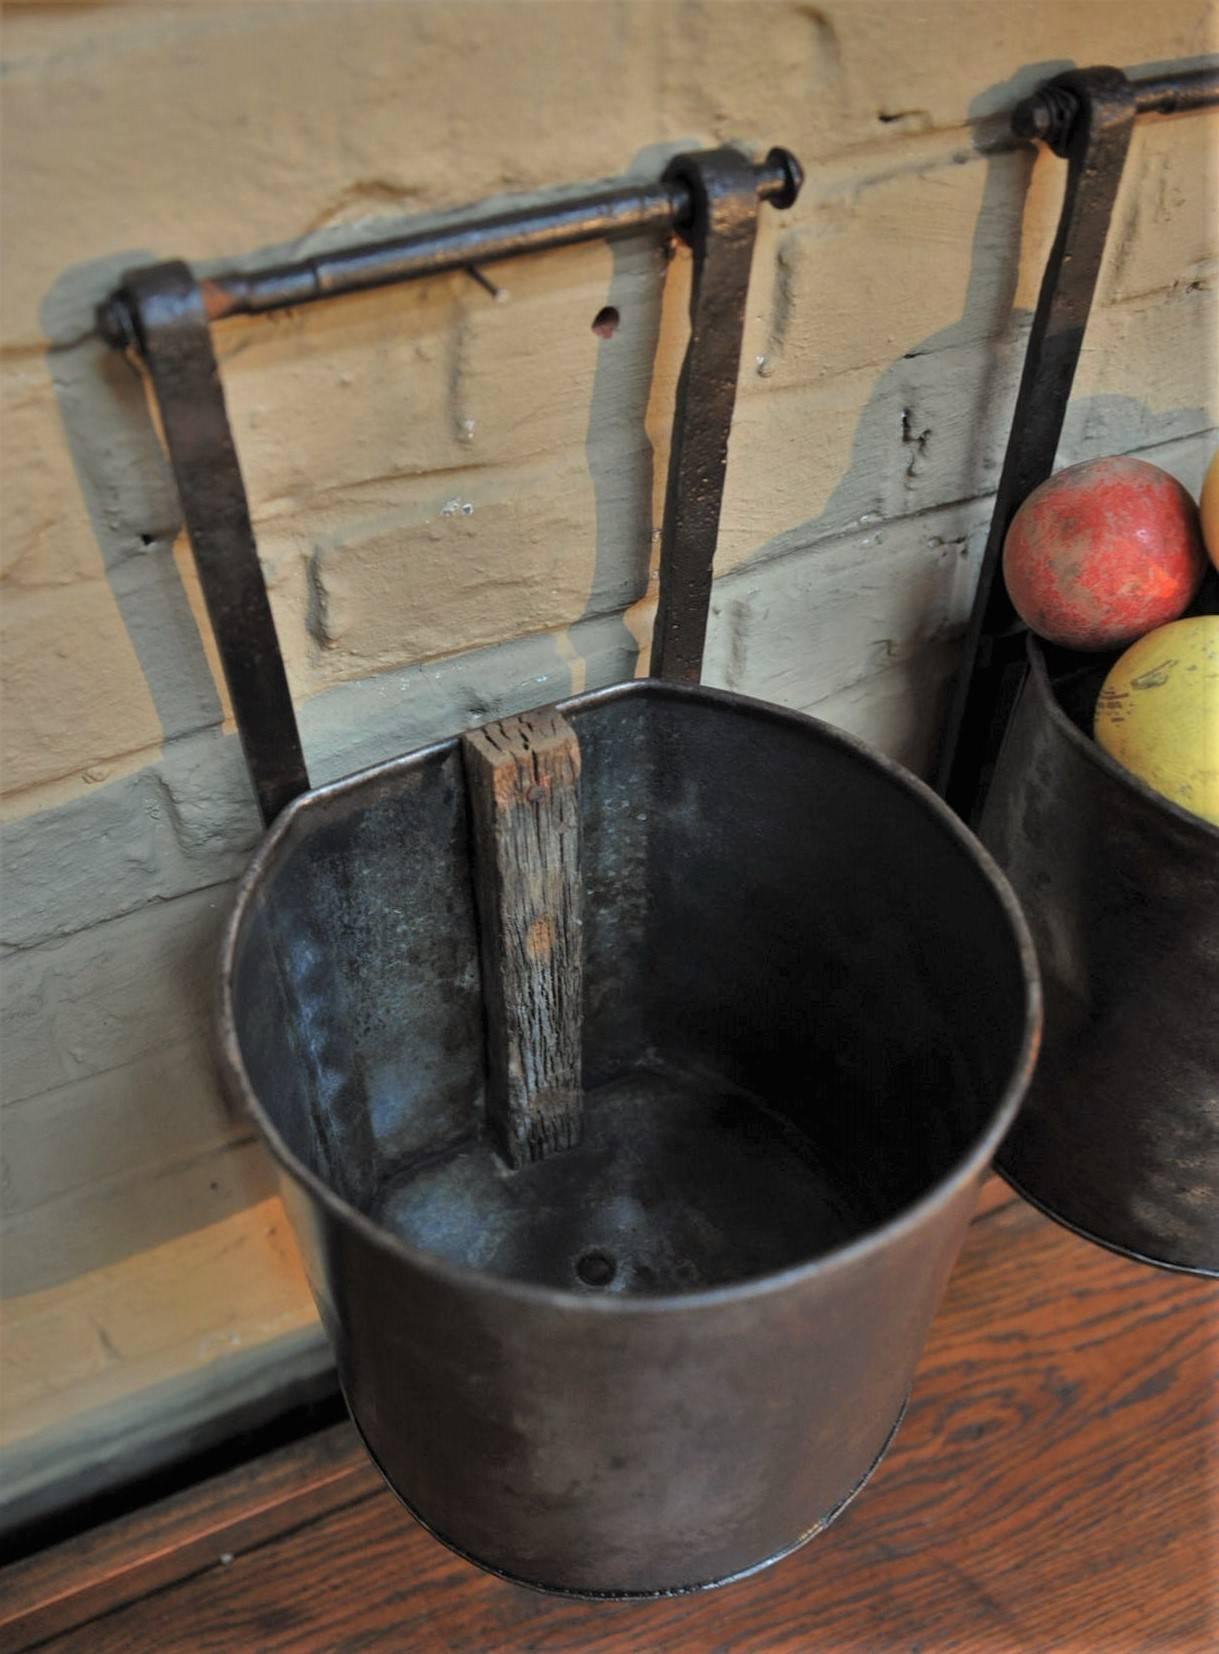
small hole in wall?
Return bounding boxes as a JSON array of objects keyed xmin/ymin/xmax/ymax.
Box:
[
  {"xmin": 139, "ymin": 534, "xmax": 154, "ymax": 547},
  {"xmin": 592, "ymin": 305, "xmax": 620, "ymax": 339}
]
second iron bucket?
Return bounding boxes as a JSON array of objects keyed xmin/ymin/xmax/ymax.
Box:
[
  {"xmin": 981, "ymin": 638, "xmax": 1219, "ymax": 1276},
  {"xmin": 221, "ymin": 681, "xmax": 1039, "ymax": 1595}
]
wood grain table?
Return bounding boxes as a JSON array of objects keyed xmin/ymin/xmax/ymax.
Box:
[{"xmin": 3, "ymin": 1180, "xmax": 1215, "ymax": 1652}]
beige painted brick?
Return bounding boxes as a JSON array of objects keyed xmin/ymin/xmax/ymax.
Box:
[
  {"xmin": 0, "ymin": 885, "xmax": 223, "ymax": 1104},
  {"xmin": 0, "ymin": 339, "xmax": 228, "ymax": 788},
  {"xmin": 444, "ymin": 236, "xmax": 671, "ymax": 475},
  {"xmin": 220, "ymin": 234, "xmax": 670, "ymax": 523},
  {"xmin": 216, "ymin": 282, "xmax": 462, "ymax": 518},
  {"xmin": 718, "ymin": 282, "xmax": 1217, "ymax": 573},
  {"xmin": 9, "ymin": 83, "xmax": 1200, "ymax": 767},
  {"xmin": 1, "ymin": 1, "xmax": 662, "ymax": 349},
  {"xmin": 1070, "ymin": 279, "xmax": 1217, "ymax": 423},
  {"xmin": 740, "ymin": 121, "xmax": 1217, "ymax": 399},
  {"xmin": 806, "ymin": 1, "xmax": 1217, "ymax": 139},
  {"xmin": 651, "ymin": 0, "xmax": 1217, "ymax": 164},
  {"xmin": 1102, "ymin": 108, "xmax": 1219, "ymax": 304},
  {"xmin": 0, "ymin": 1036, "xmax": 240, "ymax": 1228},
  {"xmin": 0, "ymin": 580, "xmax": 162, "ymax": 796},
  {"xmin": 225, "ymin": 181, "xmax": 1213, "ymax": 704},
  {"xmin": 282, "ymin": 446, "xmax": 627, "ymax": 693},
  {"xmin": 704, "ymin": 497, "xmax": 988, "ymax": 711},
  {"xmin": 750, "ymin": 147, "xmax": 1065, "ymax": 387},
  {"xmin": 803, "ymin": 640, "xmax": 961, "ymax": 779},
  {"xmin": 0, "ymin": 729, "xmax": 257, "ymax": 951},
  {"xmin": 0, "ymin": 364, "xmax": 102, "ymax": 590}
]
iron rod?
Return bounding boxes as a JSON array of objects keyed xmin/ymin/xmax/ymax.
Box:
[
  {"xmin": 102, "ymin": 150, "xmax": 801, "ymax": 348},
  {"xmin": 1131, "ymin": 65, "xmax": 1219, "ymax": 115}
]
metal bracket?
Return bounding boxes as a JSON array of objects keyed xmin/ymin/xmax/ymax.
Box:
[
  {"xmin": 124, "ymin": 262, "xmax": 310, "ymax": 824},
  {"xmin": 651, "ymin": 149, "xmax": 763, "ymax": 684},
  {"xmin": 934, "ymin": 66, "xmax": 1138, "ymax": 820},
  {"xmin": 109, "ymin": 148, "xmax": 801, "ymax": 823}
]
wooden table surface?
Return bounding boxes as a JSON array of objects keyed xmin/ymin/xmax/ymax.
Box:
[{"xmin": 3, "ymin": 1180, "xmax": 1215, "ymax": 1652}]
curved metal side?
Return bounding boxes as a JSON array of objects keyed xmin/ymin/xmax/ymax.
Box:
[
  {"xmin": 982, "ymin": 642, "xmax": 1219, "ymax": 1277},
  {"xmin": 349, "ymin": 1389, "xmax": 911, "ymax": 1600},
  {"xmin": 221, "ymin": 681, "xmax": 1040, "ymax": 1594}
]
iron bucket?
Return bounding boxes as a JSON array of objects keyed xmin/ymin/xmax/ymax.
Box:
[
  {"xmin": 933, "ymin": 65, "xmax": 1219, "ymax": 1279},
  {"xmin": 980, "ymin": 639, "xmax": 1219, "ymax": 1276},
  {"xmin": 219, "ymin": 680, "xmax": 1039, "ymax": 1596},
  {"xmin": 108, "ymin": 145, "xmax": 1040, "ymax": 1596}
]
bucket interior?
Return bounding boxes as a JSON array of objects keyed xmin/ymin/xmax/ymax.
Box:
[{"xmin": 229, "ymin": 686, "xmax": 1031, "ymax": 1294}]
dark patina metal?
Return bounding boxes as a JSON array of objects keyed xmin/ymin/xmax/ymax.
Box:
[
  {"xmin": 651, "ymin": 149, "xmax": 762, "ymax": 684},
  {"xmin": 935, "ymin": 66, "xmax": 1139, "ymax": 817},
  {"xmin": 222, "ymin": 681, "xmax": 1039, "ymax": 1595},
  {"xmin": 112, "ymin": 145, "xmax": 1042, "ymax": 1592},
  {"xmin": 98, "ymin": 147, "xmax": 801, "ymax": 349},
  {"xmin": 980, "ymin": 643, "xmax": 1219, "ymax": 1275},
  {"xmin": 937, "ymin": 63, "xmax": 1219, "ymax": 1276},
  {"xmin": 123, "ymin": 264, "xmax": 309, "ymax": 825}
]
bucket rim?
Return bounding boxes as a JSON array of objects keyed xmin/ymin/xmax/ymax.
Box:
[
  {"xmin": 1025, "ymin": 633, "xmax": 1219, "ymax": 843},
  {"xmin": 217, "ymin": 677, "xmax": 1042, "ymax": 1313}
]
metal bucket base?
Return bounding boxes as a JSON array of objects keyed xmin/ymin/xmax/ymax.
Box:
[
  {"xmin": 371, "ymin": 1062, "xmax": 869, "ymax": 1293},
  {"xmin": 350, "ymin": 1389, "xmax": 909, "ymax": 1599},
  {"xmin": 997, "ymin": 1161, "xmax": 1219, "ymax": 1280}
]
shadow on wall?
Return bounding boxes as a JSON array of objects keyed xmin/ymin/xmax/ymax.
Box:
[
  {"xmin": 582, "ymin": 142, "xmax": 689, "ymax": 674},
  {"xmin": 718, "ymin": 72, "xmax": 1050, "ymax": 776},
  {"xmin": 41, "ymin": 256, "xmax": 221, "ymax": 751}
]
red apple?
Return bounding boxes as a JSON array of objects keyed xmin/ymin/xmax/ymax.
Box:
[{"xmin": 1002, "ymin": 456, "xmax": 1206, "ymax": 651}]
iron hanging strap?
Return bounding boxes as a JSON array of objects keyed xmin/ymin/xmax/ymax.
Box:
[
  {"xmin": 650, "ymin": 148, "xmax": 764, "ymax": 684},
  {"xmin": 122, "ymin": 260, "xmax": 310, "ymax": 825},
  {"xmin": 935, "ymin": 67, "xmax": 1138, "ymax": 820}
]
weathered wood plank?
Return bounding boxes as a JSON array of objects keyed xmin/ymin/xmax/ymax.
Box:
[
  {"xmin": 9, "ymin": 1176, "xmax": 1214, "ymax": 1652},
  {"xmin": 461, "ymin": 708, "xmax": 583, "ymax": 1167}
]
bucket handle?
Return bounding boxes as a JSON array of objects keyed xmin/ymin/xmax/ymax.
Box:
[{"xmin": 104, "ymin": 147, "xmax": 802, "ymax": 824}]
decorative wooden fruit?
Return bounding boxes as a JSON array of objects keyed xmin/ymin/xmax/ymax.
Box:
[
  {"xmin": 1003, "ymin": 456, "xmax": 1206, "ymax": 650},
  {"xmin": 1093, "ymin": 615, "xmax": 1219, "ymax": 826}
]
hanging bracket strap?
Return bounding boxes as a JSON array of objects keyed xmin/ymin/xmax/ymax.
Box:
[
  {"xmin": 126, "ymin": 261, "xmax": 310, "ymax": 824},
  {"xmin": 650, "ymin": 148, "xmax": 764, "ymax": 684},
  {"xmin": 934, "ymin": 67, "xmax": 1138, "ymax": 820}
]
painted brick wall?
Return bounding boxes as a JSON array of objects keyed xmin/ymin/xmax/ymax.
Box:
[{"xmin": 2, "ymin": 0, "xmax": 1216, "ymax": 1526}]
